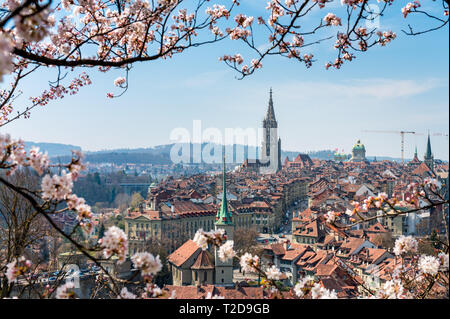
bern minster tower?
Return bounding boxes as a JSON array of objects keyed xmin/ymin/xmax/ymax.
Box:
[
  {"xmin": 260, "ymin": 88, "xmax": 282, "ymax": 173},
  {"xmin": 214, "ymin": 152, "xmax": 234, "ymax": 286},
  {"xmin": 424, "ymin": 132, "xmax": 434, "ymax": 171}
]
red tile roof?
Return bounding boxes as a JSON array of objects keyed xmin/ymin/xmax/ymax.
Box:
[
  {"xmin": 168, "ymin": 240, "xmax": 200, "ymax": 267},
  {"xmin": 191, "ymin": 250, "xmax": 215, "ymax": 270}
]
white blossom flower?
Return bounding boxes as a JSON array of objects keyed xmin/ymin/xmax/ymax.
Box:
[
  {"xmin": 151, "ymin": 286, "xmax": 163, "ymax": 297},
  {"xmin": 377, "ymin": 192, "xmax": 388, "ymax": 201},
  {"xmin": 377, "ymin": 279, "xmax": 406, "ymax": 299},
  {"xmin": 98, "ymin": 226, "xmax": 128, "ymax": 263},
  {"xmin": 393, "ymin": 235, "xmax": 418, "ymax": 256},
  {"xmin": 5, "ymin": 257, "xmax": 31, "ymax": 283},
  {"xmin": 28, "ymin": 147, "xmax": 49, "ymax": 175},
  {"xmin": 294, "ymin": 276, "xmax": 314, "ymax": 297},
  {"xmin": 323, "ymin": 13, "xmax": 341, "ymax": 26},
  {"xmin": 266, "ymin": 265, "xmax": 282, "ymax": 280},
  {"xmin": 193, "ymin": 228, "xmax": 227, "ymax": 250},
  {"xmin": 239, "ymin": 252, "xmax": 259, "ymax": 273},
  {"xmin": 418, "ymin": 255, "xmax": 440, "ymax": 276},
  {"xmin": 56, "ymin": 282, "xmax": 75, "ymax": 299},
  {"xmin": 345, "ymin": 209, "xmax": 354, "ymax": 216},
  {"xmin": 206, "ymin": 292, "xmax": 225, "ymax": 299},
  {"xmin": 10, "ymin": 143, "xmax": 27, "ymax": 166},
  {"xmin": 41, "ymin": 171, "xmax": 74, "ymax": 201},
  {"xmin": 131, "ymin": 252, "xmax": 162, "ymax": 276},
  {"xmin": 6, "ymin": 260, "xmax": 18, "ymax": 283},
  {"xmin": 218, "ymin": 241, "xmax": 236, "ymax": 262},
  {"xmin": 114, "ymin": 77, "xmax": 126, "ymax": 87},
  {"xmin": 310, "ymin": 283, "xmax": 338, "ymax": 299},
  {"xmin": 193, "ymin": 229, "xmax": 208, "ymax": 250},
  {"xmin": 325, "ymin": 211, "xmax": 338, "ymax": 223},
  {"xmin": 118, "ymin": 287, "xmax": 137, "ymax": 299}
]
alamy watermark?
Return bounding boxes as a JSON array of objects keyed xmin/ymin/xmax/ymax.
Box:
[{"xmin": 169, "ymin": 120, "xmax": 280, "ymax": 174}]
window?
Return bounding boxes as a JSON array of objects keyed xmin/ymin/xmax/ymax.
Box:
[{"xmin": 222, "ymin": 270, "xmax": 224, "ymax": 274}]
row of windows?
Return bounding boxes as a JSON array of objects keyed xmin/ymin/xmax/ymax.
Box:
[
  {"xmin": 297, "ymin": 236, "xmax": 315, "ymax": 244},
  {"xmin": 128, "ymin": 222, "xmax": 158, "ymax": 230},
  {"xmin": 128, "ymin": 215, "xmax": 263, "ymax": 234},
  {"xmin": 128, "ymin": 218, "xmax": 215, "ymax": 232}
]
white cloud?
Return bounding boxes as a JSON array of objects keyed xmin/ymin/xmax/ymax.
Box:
[{"xmin": 277, "ymin": 77, "xmax": 444, "ymax": 100}]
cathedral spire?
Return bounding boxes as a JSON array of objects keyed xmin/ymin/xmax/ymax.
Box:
[
  {"xmin": 424, "ymin": 131, "xmax": 434, "ymax": 171},
  {"xmin": 266, "ymin": 88, "xmax": 276, "ymax": 123},
  {"xmin": 425, "ymin": 131, "xmax": 433, "ymax": 159},
  {"xmin": 216, "ymin": 147, "xmax": 232, "ymax": 225}
]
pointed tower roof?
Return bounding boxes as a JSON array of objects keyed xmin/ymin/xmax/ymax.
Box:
[
  {"xmin": 265, "ymin": 88, "xmax": 277, "ymax": 122},
  {"xmin": 410, "ymin": 145, "xmax": 421, "ymax": 163},
  {"xmin": 425, "ymin": 132, "xmax": 433, "ymax": 159},
  {"xmin": 216, "ymin": 148, "xmax": 233, "ymax": 225}
]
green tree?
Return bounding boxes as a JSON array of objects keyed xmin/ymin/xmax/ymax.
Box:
[{"xmin": 130, "ymin": 192, "xmax": 144, "ymax": 210}]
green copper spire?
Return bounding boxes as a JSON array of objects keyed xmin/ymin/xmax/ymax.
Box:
[
  {"xmin": 216, "ymin": 147, "xmax": 233, "ymax": 225},
  {"xmin": 414, "ymin": 145, "xmax": 418, "ymax": 157}
]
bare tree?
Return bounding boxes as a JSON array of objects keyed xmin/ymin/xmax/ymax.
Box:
[
  {"xmin": 234, "ymin": 227, "xmax": 260, "ymax": 255},
  {"xmin": 0, "ymin": 168, "xmax": 48, "ymax": 298}
]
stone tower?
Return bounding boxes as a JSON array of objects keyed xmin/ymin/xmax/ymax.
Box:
[
  {"xmin": 214, "ymin": 151, "xmax": 234, "ymax": 286},
  {"xmin": 261, "ymin": 88, "xmax": 282, "ymax": 172},
  {"xmin": 424, "ymin": 132, "xmax": 434, "ymax": 171}
]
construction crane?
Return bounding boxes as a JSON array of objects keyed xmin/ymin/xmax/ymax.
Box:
[
  {"xmin": 362, "ymin": 130, "xmax": 424, "ymax": 164},
  {"xmin": 433, "ymin": 132, "xmax": 449, "ymax": 138}
]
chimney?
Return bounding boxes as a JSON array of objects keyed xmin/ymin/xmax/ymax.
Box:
[
  {"xmin": 171, "ymin": 205, "xmax": 175, "ymax": 214},
  {"xmin": 283, "ymin": 239, "xmax": 291, "ymax": 251},
  {"xmin": 150, "ymin": 196, "xmax": 156, "ymax": 210}
]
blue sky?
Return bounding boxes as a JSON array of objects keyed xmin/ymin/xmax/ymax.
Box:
[{"xmin": 1, "ymin": 1, "xmax": 449, "ymax": 160}]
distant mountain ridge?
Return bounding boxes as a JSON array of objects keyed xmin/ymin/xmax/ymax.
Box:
[
  {"xmin": 41, "ymin": 141, "xmax": 420, "ymax": 164},
  {"xmin": 25, "ymin": 141, "xmax": 82, "ymax": 157}
]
